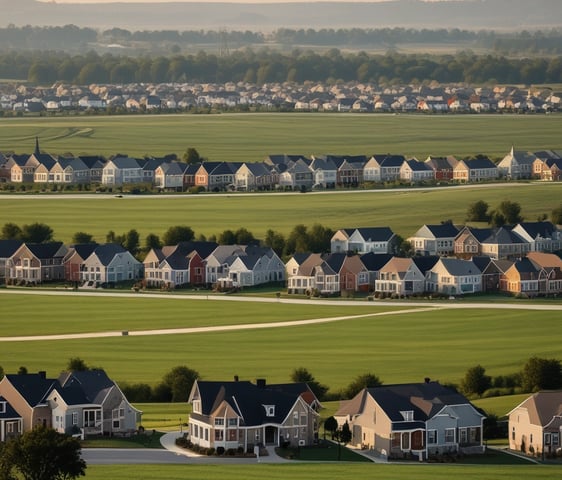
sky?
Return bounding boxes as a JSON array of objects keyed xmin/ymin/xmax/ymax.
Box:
[{"xmin": 40, "ymin": 0, "xmax": 403, "ymax": 3}]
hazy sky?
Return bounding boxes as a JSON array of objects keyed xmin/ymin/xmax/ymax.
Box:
[{"xmin": 41, "ymin": 0, "xmax": 400, "ymax": 3}]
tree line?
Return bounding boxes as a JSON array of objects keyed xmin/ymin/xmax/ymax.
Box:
[
  {"xmin": 1, "ymin": 24, "xmax": 562, "ymax": 54},
  {"xmin": 1, "ymin": 48, "xmax": 561, "ymax": 86}
]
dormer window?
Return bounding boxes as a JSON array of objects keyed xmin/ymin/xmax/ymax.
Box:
[
  {"xmin": 192, "ymin": 400, "xmax": 201, "ymax": 414},
  {"xmin": 263, "ymin": 405, "xmax": 275, "ymax": 417},
  {"xmin": 400, "ymin": 410, "xmax": 414, "ymax": 421}
]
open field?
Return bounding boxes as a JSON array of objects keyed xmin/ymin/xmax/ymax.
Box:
[
  {"xmin": 1, "ymin": 113, "xmax": 562, "ymax": 162},
  {"xmin": 1, "ymin": 183, "xmax": 562, "ymax": 242},
  {"xmin": 1, "ymin": 293, "xmax": 561, "ymax": 393},
  {"xmin": 472, "ymin": 394, "xmax": 529, "ymax": 418},
  {"xmin": 82, "ymin": 463, "xmax": 558, "ymax": 480}
]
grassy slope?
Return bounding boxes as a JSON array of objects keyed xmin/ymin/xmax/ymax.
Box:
[
  {"xmin": 2, "ymin": 184, "xmax": 562, "ymax": 242},
  {"xmin": 1, "ymin": 114, "xmax": 561, "ymax": 161},
  {"xmin": 2, "ymin": 300, "xmax": 561, "ymax": 392}
]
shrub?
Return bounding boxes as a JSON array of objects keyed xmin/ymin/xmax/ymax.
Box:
[
  {"xmin": 206, "ymin": 447, "xmax": 215, "ymax": 456},
  {"xmin": 216, "ymin": 446, "xmax": 225, "ymax": 455}
]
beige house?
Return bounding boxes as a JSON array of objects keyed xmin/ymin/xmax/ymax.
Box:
[
  {"xmin": 508, "ymin": 391, "xmax": 562, "ymax": 456},
  {"xmin": 188, "ymin": 379, "xmax": 320, "ymax": 452}
]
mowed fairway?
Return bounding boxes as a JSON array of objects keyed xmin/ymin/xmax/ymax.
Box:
[
  {"xmin": 1, "ymin": 113, "xmax": 561, "ymax": 161},
  {"xmin": 2, "ymin": 184, "xmax": 562, "ymax": 242},
  {"xmin": 2, "ymin": 293, "xmax": 561, "ymax": 393}
]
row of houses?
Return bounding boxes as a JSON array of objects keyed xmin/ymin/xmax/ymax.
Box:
[
  {"xmin": 2, "ymin": 145, "xmax": 562, "ymax": 191},
  {"xmin": 3, "ymin": 82, "xmax": 561, "ymax": 115},
  {"xmin": 0, "ymin": 369, "xmax": 140, "ymax": 442}
]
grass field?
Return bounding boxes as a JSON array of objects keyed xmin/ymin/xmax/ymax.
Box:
[
  {"xmin": 1, "ymin": 113, "xmax": 561, "ymax": 162},
  {"xmin": 1, "ymin": 183, "xmax": 561, "ymax": 242},
  {"xmin": 81, "ymin": 463, "xmax": 558, "ymax": 480},
  {"xmin": 2, "ymin": 293, "xmax": 561, "ymax": 394}
]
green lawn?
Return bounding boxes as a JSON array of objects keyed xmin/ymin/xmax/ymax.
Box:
[
  {"xmin": 2, "ymin": 300, "xmax": 561, "ymax": 393},
  {"xmin": 1, "ymin": 113, "xmax": 561, "ymax": 161},
  {"xmin": 1, "ymin": 184, "xmax": 561, "ymax": 242},
  {"xmin": 473, "ymin": 394, "xmax": 529, "ymax": 418},
  {"xmin": 82, "ymin": 463, "xmax": 560, "ymax": 480},
  {"xmin": 133, "ymin": 402, "xmax": 191, "ymax": 432}
]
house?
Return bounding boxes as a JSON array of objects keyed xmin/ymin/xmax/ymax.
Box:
[
  {"xmin": 187, "ymin": 378, "xmax": 320, "ymax": 451},
  {"xmin": 471, "ymin": 256, "xmax": 513, "ymax": 293},
  {"xmin": 78, "ymin": 156, "xmax": 106, "ymax": 183},
  {"xmin": 526, "ymin": 252, "xmax": 562, "ymax": 295},
  {"xmin": 533, "ymin": 157, "xmax": 562, "ymax": 181},
  {"xmin": 453, "ymin": 158, "xmax": 498, "ymax": 182},
  {"xmin": 408, "ymin": 223, "xmax": 460, "ymax": 256},
  {"xmin": 499, "ymin": 258, "xmax": 540, "ymax": 296},
  {"xmin": 285, "ymin": 253, "xmax": 339, "ymax": 295},
  {"xmin": 216, "ymin": 247, "xmax": 285, "ymax": 289},
  {"xmin": 285, "ymin": 253, "xmax": 323, "ymax": 294},
  {"xmin": 0, "ymin": 370, "xmax": 140, "ymax": 440},
  {"xmin": 424, "ymin": 156, "xmax": 459, "ymax": 181},
  {"xmin": 205, "ymin": 245, "xmax": 247, "ymax": 285},
  {"xmin": 6, "ymin": 242, "xmax": 67, "ymax": 284},
  {"xmin": 362, "ymin": 156, "xmax": 382, "ymax": 183},
  {"xmin": 425, "ymin": 258, "xmax": 482, "ymax": 295},
  {"xmin": 511, "ymin": 221, "xmax": 562, "ymax": 253},
  {"xmin": 379, "ymin": 155, "xmax": 406, "ymax": 182},
  {"xmin": 154, "ymin": 162, "xmax": 187, "ymax": 191},
  {"xmin": 101, "ymin": 157, "xmax": 143, "ymax": 186},
  {"xmin": 376, "ymin": 257, "xmax": 426, "ymax": 296},
  {"xmin": 308, "ymin": 157, "xmax": 337, "ymax": 189},
  {"xmin": 508, "ymin": 391, "xmax": 562, "ymax": 456},
  {"xmin": 7, "ymin": 154, "xmax": 40, "ymax": 183},
  {"xmin": 334, "ymin": 381, "xmax": 485, "ymax": 460},
  {"xmin": 331, "ymin": 227, "xmax": 396, "ymax": 254},
  {"xmin": 323, "ymin": 253, "xmax": 370, "ymax": 293},
  {"xmin": 497, "ymin": 147, "xmax": 537, "ymax": 179},
  {"xmin": 480, "ymin": 227, "xmax": 530, "ymax": 260},
  {"xmin": 80, "ymin": 243, "xmax": 143, "ymax": 285},
  {"xmin": 234, "ymin": 162, "xmax": 276, "ymax": 191},
  {"xmin": 278, "ymin": 159, "xmax": 314, "ymax": 190},
  {"xmin": 49, "ymin": 157, "xmax": 91, "ymax": 184},
  {"xmin": 359, "ymin": 253, "xmax": 393, "ymax": 290},
  {"xmin": 63, "ymin": 243, "xmax": 99, "ymax": 282},
  {"xmin": 49, "ymin": 369, "xmax": 141, "ymax": 437},
  {"xmin": 454, "ymin": 226, "xmax": 494, "ymax": 259},
  {"xmin": 32, "ymin": 154, "xmax": 58, "ymax": 183},
  {"xmin": 0, "ymin": 239, "xmax": 23, "ymax": 283},
  {"xmin": 399, "ymin": 159, "xmax": 435, "ymax": 183},
  {"xmin": 0, "ymin": 395, "xmax": 22, "ymax": 442},
  {"xmin": 194, "ymin": 162, "xmax": 239, "ymax": 191}
]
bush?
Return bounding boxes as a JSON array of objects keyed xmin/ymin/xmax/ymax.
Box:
[
  {"xmin": 216, "ymin": 446, "xmax": 225, "ymax": 455},
  {"xmin": 226, "ymin": 448, "xmax": 236, "ymax": 456}
]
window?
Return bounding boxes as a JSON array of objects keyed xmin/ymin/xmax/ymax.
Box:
[
  {"xmin": 400, "ymin": 411, "xmax": 414, "ymax": 421},
  {"xmin": 445, "ymin": 428, "xmax": 455, "ymax": 443},
  {"xmin": 401, "ymin": 432, "xmax": 410, "ymax": 450},
  {"xmin": 460, "ymin": 428, "xmax": 467, "ymax": 444},
  {"xmin": 545, "ymin": 433, "xmax": 551, "ymax": 445},
  {"xmin": 427, "ymin": 430, "xmax": 437, "ymax": 444},
  {"xmin": 552, "ymin": 433, "xmax": 560, "ymax": 446},
  {"xmin": 228, "ymin": 418, "xmax": 238, "ymax": 427},
  {"xmin": 214, "ymin": 418, "xmax": 224, "ymax": 426},
  {"xmin": 83, "ymin": 410, "xmax": 101, "ymax": 428},
  {"xmin": 214, "ymin": 430, "xmax": 223, "ymax": 441},
  {"xmin": 192, "ymin": 400, "xmax": 201, "ymax": 414},
  {"xmin": 263, "ymin": 405, "xmax": 275, "ymax": 417},
  {"xmin": 72, "ymin": 412, "xmax": 78, "ymax": 425},
  {"xmin": 0, "ymin": 402, "xmax": 5, "ymax": 414},
  {"xmin": 512, "ymin": 427, "xmax": 515, "ymax": 441}
]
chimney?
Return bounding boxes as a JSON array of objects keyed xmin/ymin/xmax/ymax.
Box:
[
  {"xmin": 256, "ymin": 378, "xmax": 266, "ymax": 388},
  {"xmin": 234, "ymin": 375, "xmax": 239, "ymax": 382},
  {"xmin": 39, "ymin": 371, "xmax": 46, "ymax": 379},
  {"xmin": 424, "ymin": 377, "xmax": 431, "ymax": 384}
]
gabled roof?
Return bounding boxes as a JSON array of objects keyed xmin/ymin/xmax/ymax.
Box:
[
  {"xmin": 67, "ymin": 243, "xmax": 99, "ymax": 260},
  {"xmin": 404, "ymin": 159, "xmax": 432, "ymax": 171},
  {"xmin": 78, "ymin": 155, "xmax": 106, "ymax": 168},
  {"xmin": 516, "ymin": 221, "xmax": 557, "ymax": 239},
  {"xmin": 163, "ymin": 250, "xmax": 190, "ymax": 270},
  {"xmin": 359, "ymin": 252, "xmax": 393, "ymax": 271},
  {"xmin": 56, "ymin": 157, "xmax": 89, "ymax": 171},
  {"xmin": 322, "ymin": 253, "xmax": 347, "ymax": 273},
  {"xmin": 4, "ymin": 373, "xmax": 58, "ymax": 406},
  {"xmin": 174, "ymin": 241, "xmax": 218, "ymax": 259},
  {"xmin": 0, "ymin": 239, "xmax": 23, "ymax": 258},
  {"xmin": 425, "ymin": 223, "xmax": 460, "ymax": 238},
  {"xmin": 354, "ymin": 227, "xmax": 395, "ymax": 242},
  {"xmin": 192, "ymin": 379, "xmax": 314, "ymax": 427},
  {"xmin": 0, "ymin": 396, "xmax": 22, "ymax": 420},
  {"xmin": 89, "ymin": 243, "xmax": 128, "ymax": 266},
  {"xmin": 482, "ymin": 227, "xmax": 526, "ymax": 245},
  {"xmin": 58, "ymin": 369, "xmax": 115, "ymax": 405},
  {"xmin": 509, "ymin": 391, "xmax": 562, "ymax": 426},
  {"xmin": 458, "ymin": 226, "xmax": 494, "ymax": 243},
  {"xmin": 512, "ymin": 258, "xmax": 540, "ymax": 274},
  {"xmin": 436, "ymin": 258, "xmax": 481, "ymax": 276},
  {"xmin": 411, "ymin": 255, "xmax": 440, "ymax": 273},
  {"xmin": 461, "ymin": 157, "xmax": 497, "ymax": 169},
  {"xmin": 380, "ymin": 155, "xmax": 406, "ymax": 167},
  {"xmin": 23, "ymin": 242, "xmax": 65, "ymax": 259},
  {"xmin": 109, "ymin": 157, "xmax": 142, "ymax": 169},
  {"xmin": 425, "ymin": 156, "xmax": 458, "ymax": 170}
]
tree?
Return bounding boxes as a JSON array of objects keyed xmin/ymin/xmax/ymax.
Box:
[
  {"xmin": 466, "ymin": 200, "xmax": 490, "ymax": 222},
  {"xmin": 162, "ymin": 226, "xmax": 194, "ymax": 245},
  {"xmin": 218, "ymin": 229, "xmax": 237, "ymax": 245},
  {"xmin": 20, "ymin": 223, "xmax": 54, "ymax": 243},
  {"xmin": 521, "ymin": 356, "xmax": 562, "ymax": 392},
  {"xmin": 492, "ymin": 200, "xmax": 523, "ymax": 225},
  {"xmin": 339, "ymin": 421, "xmax": 352, "ymax": 444},
  {"xmin": 490, "ymin": 211, "xmax": 507, "ymax": 228},
  {"xmin": 71, "ymin": 232, "xmax": 94, "ymax": 244},
  {"xmin": 0, "ymin": 426, "xmax": 86, "ymax": 480},
  {"xmin": 66, "ymin": 357, "xmax": 89, "ymax": 372},
  {"xmin": 144, "ymin": 233, "xmax": 162, "ymax": 251},
  {"xmin": 460, "ymin": 365, "xmax": 492, "ymax": 397},
  {"xmin": 123, "ymin": 229, "xmax": 140, "ymax": 256},
  {"xmin": 551, "ymin": 204, "xmax": 562, "ymax": 225},
  {"xmin": 290, "ymin": 367, "xmax": 329, "ymax": 401},
  {"xmin": 17, "ymin": 366, "xmax": 28, "ymax": 375},
  {"xmin": 342, "ymin": 373, "xmax": 383, "ymax": 399},
  {"xmin": 0, "ymin": 365, "xmax": 4, "ymax": 380},
  {"xmin": 157, "ymin": 366, "xmax": 199, "ymax": 402},
  {"xmin": 234, "ymin": 227, "xmax": 255, "ymax": 245},
  {"xmin": 323, "ymin": 416, "xmax": 338, "ymax": 440},
  {"xmin": 264, "ymin": 229, "xmax": 285, "ymax": 256},
  {"xmin": 182, "ymin": 147, "xmax": 202, "ymax": 164},
  {"xmin": 1, "ymin": 222, "xmax": 22, "ymax": 240}
]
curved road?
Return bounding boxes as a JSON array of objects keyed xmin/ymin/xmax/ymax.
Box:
[{"xmin": 1, "ymin": 289, "xmax": 561, "ymax": 342}]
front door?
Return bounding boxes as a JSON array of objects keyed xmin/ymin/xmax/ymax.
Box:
[{"xmin": 265, "ymin": 426, "xmax": 277, "ymax": 445}]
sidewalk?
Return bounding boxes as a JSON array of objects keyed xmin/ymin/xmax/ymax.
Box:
[{"xmin": 159, "ymin": 431, "xmax": 291, "ymax": 463}]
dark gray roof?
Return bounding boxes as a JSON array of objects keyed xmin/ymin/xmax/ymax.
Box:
[
  {"xmin": 425, "ymin": 223, "xmax": 460, "ymax": 238},
  {"xmin": 411, "ymin": 255, "xmax": 440, "ymax": 273},
  {"xmin": 24, "ymin": 242, "xmax": 64, "ymax": 259},
  {"xmin": 91, "ymin": 243, "xmax": 127, "ymax": 266},
  {"xmin": 360, "ymin": 253, "xmax": 393, "ymax": 271},
  {"xmin": 355, "ymin": 227, "xmax": 395, "ymax": 242},
  {"xmin": 463, "ymin": 157, "xmax": 497, "ymax": 169},
  {"xmin": 4, "ymin": 373, "xmax": 58, "ymax": 406},
  {"xmin": 110, "ymin": 157, "xmax": 142, "ymax": 169},
  {"xmin": 0, "ymin": 239, "xmax": 23, "ymax": 258},
  {"xmin": 380, "ymin": 155, "xmax": 406, "ymax": 167},
  {"xmin": 58, "ymin": 369, "xmax": 115, "ymax": 405},
  {"xmin": 0, "ymin": 396, "xmax": 22, "ymax": 420},
  {"xmin": 323, "ymin": 253, "xmax": 347, "ymax": 272},
  {"xmin": 69, "ymin": 243, "xmax": 98, "ymax": 260},
  {"xmin": 516, "ymin": 221, "xmax": 557, "ymax": 239},
  {"xmin": 483, "ymin": 227, "xmax": 526, "ymax": 245}
]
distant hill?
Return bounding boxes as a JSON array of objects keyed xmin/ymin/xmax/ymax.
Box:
[{"xmin": 1, "ymin": 0, "xmax": 561, "ymax": 31}]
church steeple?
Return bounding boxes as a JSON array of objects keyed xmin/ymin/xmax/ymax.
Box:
[{"xmin": 34, "ymin": 136, "xmax": 40, "ymax": 156}]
